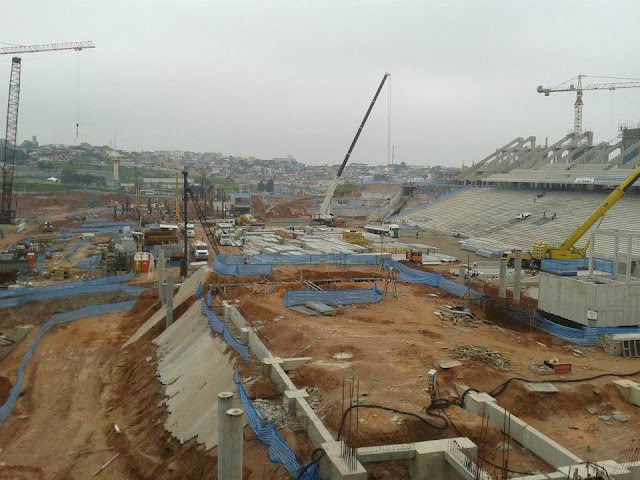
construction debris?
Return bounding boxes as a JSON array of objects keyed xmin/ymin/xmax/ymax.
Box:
[
  {"xmin": 451, "ymin": 345, "xmax": 513, "ymax": 371},
  {"xmin": 435, "ymin": 306, "xmax": 479, "ymax": 326}
]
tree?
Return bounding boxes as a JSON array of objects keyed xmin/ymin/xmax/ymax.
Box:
[
  {"xmin": 257, "ymin": 180, "xmax": 265, "ymax": 192},
  {"xmin": 266, "ymin": 178, "xmax": 275, "ymax": 193}
]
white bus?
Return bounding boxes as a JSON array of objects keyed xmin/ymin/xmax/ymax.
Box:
[{"xmin": 364, "ymin": 224, "xmax": 400, "ymax": 238}]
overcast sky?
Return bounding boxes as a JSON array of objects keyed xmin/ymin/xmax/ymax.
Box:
[{"xmin": 2, "ymin": 1, "xmax": 640, "ymax": 167}]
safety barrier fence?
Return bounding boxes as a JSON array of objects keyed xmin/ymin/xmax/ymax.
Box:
[
  {"xmin": 540, "ymin": 258, "xmax": 615, "ymax": 276},
  {"xmin": 383, "ymin": 259, "xmax": 484, "ymax": 299},
  {"xmin": 200, "ymin": 300, "xmax": 250, "ymax": 362},
  {"xmin": 533, "ymin": 312, "xmax": 640, "ymax": 346},
  {"xmin": 66, "ymin": 239, "xmax": 86, "ymax": 259},
  {"xmin": 214, "ymin": 253, "xmax": 385, "ymax": 277},
  {"xmin": 0, "ymin": 271, "xmax": 134, "ymax": 300},
  {"xmin": 76, "ymin": 255, "xmax": 101, "ymax": 269},
  {"xmin": 0, "ymin": 284, "xmax": 143, "ymax": 309},
  {"xmin": 234, "ymin": 372, "xmax": 319, "ymax": 480},
  {"xmin": 283, "ymin": 285, "xmax": 382, "ymax": 307},
  {"xmin": 0, "ymin": 299, "xmax": 139, "ymax": 426}
]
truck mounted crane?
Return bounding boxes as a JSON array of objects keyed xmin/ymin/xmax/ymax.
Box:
[
  {"xmin": 504, "ymin": 163, "xmax": 640, "ymax": 268},
  {"xmin": 312, "ymin": 73, "xmax": 390, "ymax": 225}
]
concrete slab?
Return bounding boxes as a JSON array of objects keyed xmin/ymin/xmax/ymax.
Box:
[
  {"xmin": 523, "ymin": 382, "xmax": 559, "ymax": 393},
  {"xmin": 613, "ymin": 379, "xmax": 640, "ymax": 407},
  {"xmin": 154, "ymin": 299, "xmax": 236, "ymax": 450},
  {"xmin": 124, "ymin": 265, "xmax": 211, "ymax": 347}
]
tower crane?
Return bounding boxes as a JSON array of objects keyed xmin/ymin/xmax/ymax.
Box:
[
  {"xmin": 537, "ymin": 74, "xmax": 640, "ymax": 138},
  {"xmin": 0, "ymin": 41, "xmax": 95, "ymax": 223}
]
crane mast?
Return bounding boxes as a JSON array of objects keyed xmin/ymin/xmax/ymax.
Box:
[
  {"xmin": 0, "ymin": 58, "xmax": 21, "ymax": 223},
  {"xmin": 0, "ymin": 41, "xmax": 95, "ymax": 224},
  {"xmin": 314, "ymin": 73, "xmax": 390, "ymax": 223},
  {"xmin": 537, "ymin": 74, "xmax": 640, "ymax": 137}
]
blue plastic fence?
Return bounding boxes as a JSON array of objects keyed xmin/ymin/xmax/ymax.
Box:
[
  {"xmin": 76, "ymin": 255, "xmax": 101, "ymax": 269},
  {"xmin": 284, "ymin": 285, "xmax": 382, "ymax": 307},
  {"xmin": 200, "ymin": 300, "xmax": 249, "ymax": 362},
  {"xmin": 383, "ymin": 259, "xmax": 484, "ymax": 299},
  {"xmin": 533, "ymin": 311, "xmax": 640, "ymax": 346},
  {"xmin": 235, "ymin": 372, "xmax": 319, "ymax": 480},
  {"xmin": 0, "ymin": 299, "xmax": 139, "ymax": 426},
  {"xmin": 540, "ymin": 258, "xmax": 614, "ymax": 276}
]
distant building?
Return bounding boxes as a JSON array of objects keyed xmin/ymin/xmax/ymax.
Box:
[{"xmin": 229, "ymin": 193, "xmax": 251, "ymax": 215}]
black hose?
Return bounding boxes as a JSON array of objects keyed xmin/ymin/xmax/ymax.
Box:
[
  {"xmin": 296, "ymin": 448, "xmax": 325, "ymax": 480},
  {"xmin": 337, "ymin": 401, "xmax": 450, "ymax": 440},
  {"xmin": 487, "ymin": 369, "xmax": 640, "ymax": 398}
]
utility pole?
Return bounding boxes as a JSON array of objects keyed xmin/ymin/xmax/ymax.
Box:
[{"xmin": 181, "ymin": 170, "xmax": 188, "ymax": 278}]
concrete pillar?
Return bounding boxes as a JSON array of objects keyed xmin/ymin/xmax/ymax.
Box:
[
  {"xmin": 218, "ymin": 407, "xmax": 244, "ymax": 480},
  {"xmin": 165, "ymin": 271, "xmax": 174, "ymax": 328},
  {"xmin": 458, "ymin": 266, "xmax": 465, "ymax": 284},
  {"xmin": 158, "ymin": 248, "xmax": 165, "ymax": 305},
  {"xmin": 588, "ymin": 232, "xmax": 595, "ymax": 277},
  {"xmin": 513, "ymin": 249, "xmax": 522, "ymax": 303},
  {"xmin": 498, "ymin": 258, "xmax": 507, "ymax": 299},
  {"xmin": 626, "ymin": 233, "xmax": 633, "ymax": 283}
]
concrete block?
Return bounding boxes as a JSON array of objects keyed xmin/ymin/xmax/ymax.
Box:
[
  {"xmin": 523, "ymin": 382, "xmax": 559, "ymax": 393},
  {"xmin": 613, "ymin": 379, "xmax": 640, "ymax": 407},
  {"xmin": 558, "ymin": 461, "xmax": 632, "ymax": 480},
  {"xmin": 321, "ymin": 441, "xmax": 367, "ymax": 480},
  {"xmin": 284, "ymin": 389, "xmax": 309, "ymax": 416},
  {"xmin": 411, "ymin": 438, "xmax": 477, "ymax": 480},
  {"xmin": 356, "ymin": 443, "xmax": 416, "ymax": 463},
  {"xmin": 296, "ymin": 397, "xmax": 334, "ymax": 447},
  {"xmin": 461, "ymin": 389, "xmax": 582, "ymax": 468}
]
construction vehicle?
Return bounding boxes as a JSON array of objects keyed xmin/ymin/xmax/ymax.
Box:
[
  {"xmin": 42, "ymin": 221, "xmax": 54, "ymax": 232},
  {"xmin": 191, "ymin": 240, "xmax": 209, "ymax": 260},
  {"xmin": 0, "ymin": 42, "xmax": 95, "ymax": 224},
  {"xmin": 405, "ymin": 249, "xmax": 423, "ymax": 263},
  {"xmin": 312, "ymin": 73, "xmax": 390, "ymax": 225},
  {"xmin": 503, "ymin": 163, "xmax": 640, "ymax": 268}
]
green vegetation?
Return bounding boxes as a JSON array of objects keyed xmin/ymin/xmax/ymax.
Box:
[
  {"xmin": 334, "ymin": 182, "xmax": 358, "ymax": 196},
  {"xmin": 13, "ymin": 179, "xmax": 117, "ymax": 193}
]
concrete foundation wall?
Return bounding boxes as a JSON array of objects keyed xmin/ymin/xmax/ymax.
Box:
[{"xmin": 538, "ymin": 272, "xmax": 640, "ymax": 327}]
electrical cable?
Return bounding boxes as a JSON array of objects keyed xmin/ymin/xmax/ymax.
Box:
[
  {"xmin": 296, "ymin": 448, "xmax": 325, "ymax": 480},
  {"xmin": 337, "ymin": 402, "xmax": 449, "ymax": 441},
  {"xmin": 487, "ymin": 369, "xmax": 640, "ymax": 398}
]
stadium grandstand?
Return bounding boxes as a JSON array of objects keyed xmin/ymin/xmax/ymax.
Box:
[
  {"xmin": 458, "ymin": 127, "xmax": 640, "ymax": 187},
  {"xmin": 395, "ymin": 128, "xmax": 640, "ymax": 259}
]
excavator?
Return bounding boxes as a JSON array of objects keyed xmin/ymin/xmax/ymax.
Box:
[
  {"xmin": 503, "ymin": 163, "xmax": 640, "ymax": 268},
  {"xmin": 312, "ymin": 73, "xmax": 390, "ymax": 225}
]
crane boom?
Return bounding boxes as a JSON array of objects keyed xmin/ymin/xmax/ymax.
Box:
[
  {"xmin": 314, "ymin": 73, "xmax": 390, "ymax": 222},
  {"xmin": 558, "ymin": 164, "xmax": 640, "ymax": 251},
  {"xmin": 0, "ymin": 41, "xmax": 95, "ymax": 55}
]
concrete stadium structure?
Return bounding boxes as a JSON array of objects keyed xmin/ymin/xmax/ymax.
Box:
[{"xmin": 458, "ymin": 128, "xmax": 640, "ymax": 188}]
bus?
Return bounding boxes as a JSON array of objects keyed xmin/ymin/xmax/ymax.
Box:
[{"xmin": 363, "ymin": 224, "xmax": 400, "ymax": 238}]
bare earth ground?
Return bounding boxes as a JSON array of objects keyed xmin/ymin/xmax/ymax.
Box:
[
  {"xmin": 219, "ymin": 264, "xmax": 640, "ymax": 476},
  {"xmin": 0, "ymin": 289, "xmax": 294, "ymax": 480}
]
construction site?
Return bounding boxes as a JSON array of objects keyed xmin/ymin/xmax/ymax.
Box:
[{"xmin": 1, "ymin": 19, "xmax": 640, "ymax": 480}]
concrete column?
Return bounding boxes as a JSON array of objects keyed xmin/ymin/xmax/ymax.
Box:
[
  {"xmin": 498, "ymin": 258, "xmax": 507, "ymax": 299},
  {"xmin": 458, "ymin": 266, "xmax": 465, "ymax": 284},
  {"xmin": 513, "ymin": 249, "xmax": 522, "ymax": 303},
  {"xmin": 219, "ymin": 407, "xmax": 244, "ymax": 480},
  {"xmin": 626, "ymin": 233, "xmax": 633, "ymax": 283},
  {"xmin": 588, "ymin": 232, "xmax": 595, "ymax": 277},
  {"xmin": 165, "ymin": 271, "xmax": 174, "ymax": 328},
  {"xmin": 157, "ymin": 248, "xmax": 165, "ymax": 305}
]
